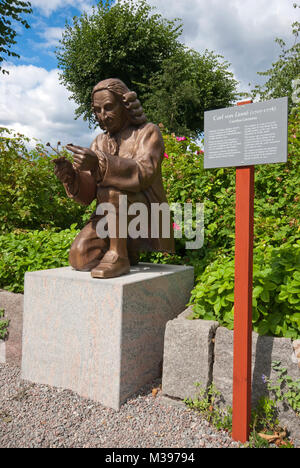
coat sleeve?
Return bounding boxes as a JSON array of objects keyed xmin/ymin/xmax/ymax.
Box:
[
  {"xmin": 63, "ymin": 170, "xmax": 97, "ymax": 206},
  {"xmin": 100, "ymin": 124, "xmax": 164, "ymax": 193},
  {"xmin": 63, "ymin": 137, "xmax": 98, "ymax": 206}
]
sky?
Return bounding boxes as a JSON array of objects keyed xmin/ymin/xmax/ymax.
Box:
[{"xmin": 0, "ymin": 0, "xmax": 298, "ymax": 147}]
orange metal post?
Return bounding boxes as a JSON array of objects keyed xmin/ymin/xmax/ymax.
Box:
[{"xmin": 232, "ymin": 100, "xmax": 254, "ymax": 443}]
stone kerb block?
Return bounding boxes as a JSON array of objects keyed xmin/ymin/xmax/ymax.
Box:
[
  {"xmin": 0, "ymin": 289, "xmax": 24, "ymax": 366},
  {"xmin": 213, "ymin": 327, "xmax": 300, "ymax": 406},
  {"xmin": 162, "ymin": 308, "xmax": 219, "ymax": 400},
  {"xmin": 293, "ymin": 340, "xmax": 300, "ymax": 369},
  {"xmin": 0, "ymin": 338, "xmax": 5, "ymax": 364},
  {"xmin": 21, "ymin": 263, "xmax": 194, "ymax": 410},
  {"xmin": 161, "ymin": 316, "xmax": 300, "ymax": 439},
  {"xmin": 213, "ymin": 327, "xmax": 300, "ymax": 439}
]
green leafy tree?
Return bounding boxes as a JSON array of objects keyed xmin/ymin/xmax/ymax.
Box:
[
  {"xmin": 251, "ymin": 3, "xmax": 300, "ymax": 111},
  {"xmin": 56, "ymin": 0, "xmax": 183, "ymax": 125},
  {"xmin": 144, "ymin": 48, "xmax": 240, "ymax": 138},
  {"xmin": 0, "ymin": 0, "xmax": 32, "ymax": 74},
  {"xmin": 56, "ymin": 0, "xmax": 240, "ymax": 136}
]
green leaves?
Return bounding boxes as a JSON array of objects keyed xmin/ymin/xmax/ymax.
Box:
[
  {"xmin": 0, "ymin": 128, "xmax": 87, "ymax": 233},
  {"xmin": 184, "ymin": 383, "xmax": 233, "ymax": 433},
  {"xmin": 55, "ymin": 0, "xmax": 240, "ymax": 136},
  {"xmin": 188, "ymin": 240, "xmax": 300, "ymax": 339},
  {"xmin": 265, "ymin": 361, "xmax": 300, "ymax": 415},
  {"xmin": 0, "ymin": 0, "xmax": 32, "ymax": 74},
  {"xmin": 0, "ymin": 226, "xmax": 79, "ymax": 293},
  {"xmin": 143, "ymin": 48, "xmax": 240, "ymax": 137},
  {"xmin": 0, "ymin": 308, "xmax": 9, "ymax": 340},
  {"xmin": 56, "ymin": 0, "xmax": 184, "ymax": 128},
  {"xmin": 159, "ymin": 109, "xmax": 300, "ymax": 340},
  {"xmin": 251, "ymin": 8, "xmax": 300, "ymax": 113}
]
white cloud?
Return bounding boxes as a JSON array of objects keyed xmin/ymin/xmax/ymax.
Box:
[
  {"xmin": 146, "ymin": 0, "xmax": 299, "ymax": 91},
  {"xmin": 30, "ymin": 0, "xmax": 95, "ymax": 16},
  {"xmin": 38, "ymin": 27, "xmax": 65, "ymax": 48},
  {"xmin": 0, "ymin": 64, "xmax": 98, "ymax": 147}
]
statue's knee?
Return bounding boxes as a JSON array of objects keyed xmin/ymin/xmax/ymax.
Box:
[
  {"xmin": 69, "ymin": 236, "xmax": 106, "ymax": 271},
  {"xmin": 69, "ymin": 239, "xmax": 89, "ymax": 270}
]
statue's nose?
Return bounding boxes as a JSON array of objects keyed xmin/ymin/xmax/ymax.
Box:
[{"xmin": 102, "ymin": 110, "xmax": 110, "ymax": 122}]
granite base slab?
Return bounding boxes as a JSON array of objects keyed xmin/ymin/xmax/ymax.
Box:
[{"xmin": 21, "ymin": 263, "xmax": 194, "ymax": 410}]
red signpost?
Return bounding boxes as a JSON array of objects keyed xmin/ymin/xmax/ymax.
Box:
[
  {"xmin": 232, "ymin": 100, "xmax": 254, "ymax": 442},
  {"xmin": 204, "ymin": 97, "xmax": 288, "ymax": 443}
]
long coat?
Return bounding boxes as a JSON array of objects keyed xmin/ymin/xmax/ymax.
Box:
[{"xmin": 64, "ymin": 122, "xmax": 175, "ymax": 253}]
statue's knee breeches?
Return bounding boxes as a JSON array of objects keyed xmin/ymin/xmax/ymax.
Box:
[
  {"xmin": 97, "ymin": 186, "xmax": 124, "ymax": 206},
  {"xmin": 69, "ymin": 222, "xmax": 109, "ymax": 271}
]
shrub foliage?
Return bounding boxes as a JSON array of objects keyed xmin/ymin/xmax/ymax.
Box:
[
  {"xmin": 0, "ymin": 109, "xmax": 299, "ymax": 339},
  {"xmin": 0, "ymin": 128, "xmax": 86, "ymax": 232}
]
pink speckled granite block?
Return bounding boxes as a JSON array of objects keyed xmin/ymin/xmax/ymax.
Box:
[
  {"xmin": 21, "ymin": 263, "xmax": 194, "ymax": 410},
  {"xmin": 0, "ymin": 340, "xmax": 5, "ymax": 363},
  {"xmin": 0, "ymin": 289, "xmax": 24, "ymax": 366}
]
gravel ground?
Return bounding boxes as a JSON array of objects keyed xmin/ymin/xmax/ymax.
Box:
[{"xmin": 0, "ymin": 363, "xmax": 243, "ymax": 449}]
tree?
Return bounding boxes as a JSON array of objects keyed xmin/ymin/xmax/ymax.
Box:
[
  {"xmin": 0, "ymin": 0, "xmax": 32, "ymax": 74},
  {"xmin": 56, "ymin": 0, "xmax": 240, "ymax": 136},
  {"xmin": 56, "ymin": 0, "xmax": 183, "ymax": 125},
  {"xmin": 143, "ymin": 48, "xmax": 239, "ymax": 138},
  {"xmin": 251, "ymin": 3, "xmax": 300, "ymax": 112}
]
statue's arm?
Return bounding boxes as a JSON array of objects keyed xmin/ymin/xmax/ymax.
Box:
[
  {"xmin": 89, "ymin": 137, "xmax": 107, "ymax": 184},
  {"xmin": 62, "ymin": 137, "xmax": 104, "ymax": 206},
  {"xmin": 63, "ymin": 169, "xmax": 97, "ymax": 206},
  {"xmin": 100, "ymin": 124, "xmax": 164, "ymax": 192}
]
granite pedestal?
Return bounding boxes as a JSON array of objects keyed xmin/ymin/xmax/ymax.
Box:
[{"xmin": 21, "ymin": 263, "xmax": 194, "ymax": 410}]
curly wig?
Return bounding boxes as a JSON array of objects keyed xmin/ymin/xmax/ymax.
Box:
[{"xmin": 91, "ymin": 78, "xmax": 147, "ymax": 126}]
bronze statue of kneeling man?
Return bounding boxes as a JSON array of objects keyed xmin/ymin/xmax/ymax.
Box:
[{"xmin": 53, "ymin": 78, "xmax": 174, "ymax": 278}]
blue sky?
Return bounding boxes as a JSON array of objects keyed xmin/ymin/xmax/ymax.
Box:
[
  {"xmin": 10, "ymin": 1, "xmax": 113, "ymax": 71},
  {"xmin": 12, "ymin": 6, "xmax": 80, "ymax": 71},
  {"xmin": 0, "ymin": 0, "xmax": 298, "ymax": 147},
  {"xmin": 11, "ymin": 0, "xmax": 112, "ymax": 70}
]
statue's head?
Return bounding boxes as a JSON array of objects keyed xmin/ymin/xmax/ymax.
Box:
[{"xmin": 91, "ymin": 78, "xmax": 147, "ymax": 134}]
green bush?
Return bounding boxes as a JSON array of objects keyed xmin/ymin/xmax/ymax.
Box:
[
  {"xmin": 0, "ymin": 110, "xmax": 299, "ymax": 340},
  {"xmin": 0, "ymin": 308, "xmax": 9, "ymax": 340},
  {"xmin": 161, "ymin": 131, "xmax": 236, "ymax": 266},
  {"xmin": 0, "ymin": 128, "xmax": 86, "ymax": 232},
  {"xmin": 189, "ymin": 239, "xmax": 300, "ymax": 339},
  {"xmin": 159, "ymin": 108, "xmax": 300, "ymax": 339},
  {"xmin": 162, "ymin": 107, "xmax": 300, "ymax": 255},
  {"xmin": 0, "ymin": 225, "xmax": 79, "ymax": 293}
]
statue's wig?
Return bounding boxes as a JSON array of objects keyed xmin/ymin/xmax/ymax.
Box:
[{"xmin": 91, "ymin": 78, "xmax": 147, "ymax": 126}]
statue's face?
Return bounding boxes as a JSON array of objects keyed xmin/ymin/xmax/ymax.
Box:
[{"xmin": 93, "ymin": 90, "xmax": 127, "ymax": 134}]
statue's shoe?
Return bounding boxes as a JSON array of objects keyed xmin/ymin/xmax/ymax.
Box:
[{"xmin": 91, "ymin": 250, "xmax": 130, "ymax": 278}]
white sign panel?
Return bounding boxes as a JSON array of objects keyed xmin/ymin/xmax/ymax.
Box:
[{"xmin": 204, "ymin": 97, "xmax": 288, "ymax": 169}]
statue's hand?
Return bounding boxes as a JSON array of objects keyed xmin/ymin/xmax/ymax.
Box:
[
  {"xmin": 66, "ymin": 144, "xmax": 99, "ymax": 172},
  {"xmin": 52, "ymin": 157, "xmax": 75, "ymax": 184}
]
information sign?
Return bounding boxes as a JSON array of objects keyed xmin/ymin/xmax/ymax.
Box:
[{"xmin": 204, "ymin": 97, "xmax": 288, "ymax": 169}]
